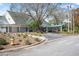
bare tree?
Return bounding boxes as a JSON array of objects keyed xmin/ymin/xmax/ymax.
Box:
[
  {"xmin": 10, "ymin": 3, "xmax": 62, "ymax": 31},
  {"xmin": 48, "ymin": 6, "xmax": 66, "ymax": 25},
  {"xmin": 10, "ymin": 3, "xmax": 23, "ymax": 12}
]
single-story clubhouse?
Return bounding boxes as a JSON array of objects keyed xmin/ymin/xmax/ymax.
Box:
[{"xmin": 0, "ymin": 11, "xmax": 63, "ymax": 32}]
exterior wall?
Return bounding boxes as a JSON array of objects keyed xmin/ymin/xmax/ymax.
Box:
[
  {"xmin": 0, "ymin": 11, "xmax": 29, "ymax": 32},
  {"xmin": 4, "ymin": 11, "xmax": 27, "ymax": 32},
  {"xmin": 5, "ymin": 27, "xmax": 27, "ymax": 32},
  {"xmin": 20, "ymin": 27, "xmax": 27, "ymax": 32},
  {"xmin": 0, "ymin": 27, "xmax": 6, "ymax": 32},
  {"xmin": 4, "ymin": 11, "xmax": 15, "ymax": 24},
  {"xmin": 11, "ymin": 27, "xmax": 17, "ymax": 32},
  {"xmin": 5, "ymin": 27, "xmax": 17, "ymax": 32}
]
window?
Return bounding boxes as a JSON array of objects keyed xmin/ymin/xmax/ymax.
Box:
[
  {"xmin": 9, "ymin": 27, "xmax": 12, "ymax": 32},
  {"xmin": 1, "ymin": 27, "xmax": 4, "ymax": 29},
  {"xmin": 17, "ymin": 27, "xmax": 19, "ymax": 32}
]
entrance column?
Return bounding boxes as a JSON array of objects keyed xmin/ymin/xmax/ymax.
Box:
[
  {"xmin": 60, "ymin": 26, "xmax": 62, "ymax": 32},
  {"xmin": 46, "ymin": 27, "xmax": 48, "ymax": 32}
]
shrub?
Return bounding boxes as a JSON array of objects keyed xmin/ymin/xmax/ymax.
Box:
[
  {"xmin": 18, "ymin": 34, "xmax": 21, "ymax": 37},
  {"xmin": 35, "ymin": 38, "xmax": 41, "ymax": 42},
  {"xmin": 0, "ymin": 45, "xmax": 4, "ymax": 50},
  {"xmin": 75, "ymin": 26, "xmax": 79, "ymax": 33},
  {"xmin": 0, "ymin": 38, "xmax": 8, "ymax": 45},
  {"xmin": 3, "ymin": 32, "xmax": 7, "ymax": 34},
  {"xmin": 19, "ymin": 39, "xmax": 22, "ymax": 42},
  {"xmin": 23, "ymin": 35, "xmax": 26, "ymax": 38},
  {"xmin": 28, "ymin": 20, "xmax": 39, "ymax": 31},
  {"xmin": 25, "ymin": 40, "xmax": 32, "ymax": 45}
]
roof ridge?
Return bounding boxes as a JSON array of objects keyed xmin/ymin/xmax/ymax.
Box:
[{"xmin": 7, "ymin": 10, "xmax": 26, "ymax": 14}]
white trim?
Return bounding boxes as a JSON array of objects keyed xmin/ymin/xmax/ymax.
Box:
[{"xmin": 4, "ymin": 11, "xmax": 15, "ymax": 24}]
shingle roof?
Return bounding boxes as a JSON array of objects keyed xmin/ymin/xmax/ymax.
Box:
[
  {"xmin": 41, "ymin": 21, "xmax": 51, "ymax": 27},
  {"xmin": 7, "ymin": 11, "xmax": 30, "ymax": 25},
  {"xmin": 0, "ymin": 16, "xmax": 9, "ymax": 24},
  {"xmin": 41, "ymin": 20, "xmax": 63, "ymax": 27}
]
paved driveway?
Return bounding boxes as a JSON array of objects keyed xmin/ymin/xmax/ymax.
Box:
[
  {"xmin": 0, "ymin": 33, "xmax": 79, "ymax": 56},
  {"xmin": 43, "ymin": 33, "xmax": 65, "ymax": 40}
]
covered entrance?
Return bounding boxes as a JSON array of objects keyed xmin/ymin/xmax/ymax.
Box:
[{"xmin": 0, "ymin": 24, "xmax": 28, "ymax": 33}]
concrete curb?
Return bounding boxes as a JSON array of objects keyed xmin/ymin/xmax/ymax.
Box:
[
  {"xmin": 0, "ymin": 36, "xmax": 48, "ymax": 53},
  {"xmin": 28, "ymin": 35, "xmax": 47, "ymax": 41}
]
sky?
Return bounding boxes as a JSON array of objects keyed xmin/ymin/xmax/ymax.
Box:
[
  {"xmin": 0, "ymin": 3, "xmax": 79, "ymax": 16},
  {"xmin": 0, "ymin": 3, "xmax": 10, "ymax": 16}
]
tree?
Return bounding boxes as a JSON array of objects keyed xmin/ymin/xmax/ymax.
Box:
[
  {"xmin": 27, "ymin": 20, "xmax": 39, "ymax": 32},
  {"xmin": 73, "ymin": 8, "xmax": 79, "ymax": 33},
  {"xmin": 48, "ymin": 9, "xmax": 65, "ymax": 25},
  {"xmin": 10, "ymin": 3, "xmax": 23, "ymax": 12},
  {"xmin": 10, "ymin": 3, "xmax": 62, "ymax": 31}
]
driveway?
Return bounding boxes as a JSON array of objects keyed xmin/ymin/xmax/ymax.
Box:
[
  {"xmin": 43, "ymin": 33, "xmax": 65, "ymax": 40},
  {"xmin": 0, "ymin": 33, "xmax": 79, "ymax": 56}
]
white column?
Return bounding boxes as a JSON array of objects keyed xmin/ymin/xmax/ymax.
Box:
[
  {"xmin": 67, "ymin": 11, "xmax": 70, "ymax": 32},
  {"xmin": 67, "ymin": 6, "xmax": 70, "ymax": 33},
  {"xmin": 60, "ymin": 26, "xmax": 62, "ymax": 32},
  {"xmin": 46, "ymin": 27, "xmax": 48, "ymax": 32}
]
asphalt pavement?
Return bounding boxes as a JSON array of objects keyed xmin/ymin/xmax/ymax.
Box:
[{"xmin": 0, "ymin": 33, "xmax": 79, "ymax": 56}]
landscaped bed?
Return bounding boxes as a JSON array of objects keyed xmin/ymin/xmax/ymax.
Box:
[
  {"xmin": 27, "ymin": 32, "xmax": 43, "ymax": 36},
  {"xmin": 0, "ymin": 32, "xmax": 44, "ymax": 51}
]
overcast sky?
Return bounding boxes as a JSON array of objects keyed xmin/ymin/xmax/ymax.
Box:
[{"xmin": 0, "ymin": 3, "xmax": 79, "ymax": 16}]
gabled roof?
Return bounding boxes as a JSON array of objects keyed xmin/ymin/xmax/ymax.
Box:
[
  {"xmin": 0, "ymin": 16, "xmax": 9, "ymax": 24},
  {"xmin": 25, "ymin": 19, "xmax": 34, "ymax": 25},
  {"xmin": 41, "ymin": 20, "xmax": 51, "ymax": 27},
  {"xmin": 7, "ymin": 11, "xmax": 30, "ymax": 25},
  {"xmin": 41, "ymin": 20, "xmax": 63, "ymax": 27}
]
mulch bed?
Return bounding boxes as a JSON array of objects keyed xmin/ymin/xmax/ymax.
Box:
[{"xmin": 0, "ymin": 33, "xmax": 42, "ymax": 51}]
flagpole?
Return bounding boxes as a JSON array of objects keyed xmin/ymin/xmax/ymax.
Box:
[{"xmin": 67, "ymin": 5, "xmax": 70, "ymax": 33}]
